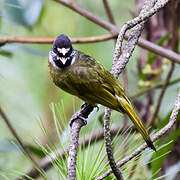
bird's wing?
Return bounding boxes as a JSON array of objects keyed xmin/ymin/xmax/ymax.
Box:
[{"xmin": 70, "ymin": 54, "xmax": 122, "ymax": 109}]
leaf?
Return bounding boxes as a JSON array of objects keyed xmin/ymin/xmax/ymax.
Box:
[
  {"xmin": 139, "ymin": 33, "xmax": 170, "ymax": 87},
  {"xmin": 0, "ymin": 50, "xmax": 13, "ymax": 58},
  {"xmin": 147, "ymin": 33, "xmax": 170, "ymax": 65},
  {"xmin": 3, "ymin": 0, "xmax": 43, "ymax": 28},
  {"xmin": 26, "ymin": 144, "xmax": 46, "ymax": 158}
]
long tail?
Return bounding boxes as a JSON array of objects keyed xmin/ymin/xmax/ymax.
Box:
[{"xmin": 118, "ymin": 95, "xmax": 156, "ymax": 151}]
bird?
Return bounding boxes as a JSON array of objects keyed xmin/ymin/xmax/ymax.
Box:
[{"xmin": 48, "ymin": 34, "xmax": 156, "ymax": 151}]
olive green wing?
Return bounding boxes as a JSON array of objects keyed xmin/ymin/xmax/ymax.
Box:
[{"xmin": 70, "ymin": 53, "xmax": 122, "ymax": 109}]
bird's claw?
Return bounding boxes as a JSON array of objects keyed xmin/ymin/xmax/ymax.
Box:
[
  {"xmin": 81, "ymin": 102, "xmax": 89, "ymax": 110},
  {"xmin": 69, "ymin": 113, "xmax": 87, "ymax": 127}
]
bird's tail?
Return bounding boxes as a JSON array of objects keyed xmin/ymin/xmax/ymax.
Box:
[{"xmin": 117, "ymin": 95, "xmax": 156, "ymax": 151}]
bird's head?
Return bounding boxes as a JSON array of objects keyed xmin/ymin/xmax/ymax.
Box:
[{"xmin": 49, "ymin": 34, "xmax": 75, "ymax": 69}]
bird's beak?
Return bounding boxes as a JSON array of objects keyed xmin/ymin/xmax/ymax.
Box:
[{"xmin": 60, "ymin": 57, "xmax": 67, "ymax": 65}]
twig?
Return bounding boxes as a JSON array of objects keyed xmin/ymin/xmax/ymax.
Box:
[
  {"xmin": 102, "ymin": 0, "xmax": 123, "ymax": 179},
  {"xmin": 96, "ymin": 89, "xmax": 180, "ymax": 180},
  {"xmin": 103, "ymin": 0, "xmax": 128, "ymax": 94},
  {"xmin": 68, "ymin": 119, "xmax": 85, "ymax": 180},
  {"xmin": 148, "ymin": 62, "xmax": 175, "ymax": 125},
  {"xmin": 23, "ymin": 124, "xmax": 130, "ymax": 179},
  {"xmin": 112, "ymin": 0, "xmax": 157, "ymax": 75},
  {"xmin": 103, "ymin": 0, "xmax": 116, "ymax": 25},
  {"xmin": 67, "ymin": 104, "xmax": 93, "ymax": 180},
  {"xmin": 148, "ymin": 0, "xmax": 179, "ymax": 126},
  {"xmin": 0, "ymin": 34, "xmax": 117, "ymax": 45},
  {"xmin": 127, "ymin": 155, "xmax": 141, "ymax": 179},
  {"xmin": 104, "ymin": 109, "xmax": 123, "ymax": 179},
  {"xmin": 103, "ymin": 0, "xmax": 129, "ymax": 131},
  {"xmin": 54, "ymin": 0, "xmax": 180, "ymax": 64},
  {"xmin": 0, "ymin": 106, "xmax": 43, "ymax": 178},
  {"xmin": 131, "ymin": 77, "xmax": 180, "ymax": 98},
  {"xmin": 112, "ymin": 0, "xmax": 168, "ymax": 65}
]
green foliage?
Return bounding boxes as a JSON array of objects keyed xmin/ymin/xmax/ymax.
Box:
[
  {"xmin": 139, "ymin": 33, "xmax": 170, "ymax": 87},
  {"xmin": 0, "ymin": 49, "xmax": 13, "ymax": 58},
  {"xmin": 2, "ymin": 0, "xmax": 43, "ymax": 28}
]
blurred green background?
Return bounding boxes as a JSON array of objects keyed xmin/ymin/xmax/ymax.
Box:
[{"xmin": 0, "ymin": 0, "xmax": 179, "ymax": 179}]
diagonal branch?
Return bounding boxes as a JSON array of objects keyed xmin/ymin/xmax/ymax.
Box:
[
  {"xmin": 97, "ymin": 89, "xmax": 180, "ymax": 180},
  {"xmin": 54, "ymin": 0, "xmax": 180, "ymax": 64},
  {"xmin": 0, "ymin": 106, "xmax": 44, "ymax": 179},
  {"xmin": 148, "ymin": 62, "xmax": 175, "ymax": 126},
  {"xmin": 103, "ymin": 0, "xmax": 116, "ymax": 25}
]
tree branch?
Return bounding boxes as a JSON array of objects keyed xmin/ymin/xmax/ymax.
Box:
[
  {"xmin": 130, "ymin": 77, "xmax": 180, "ymax": 98},
  {"xmin": 113, "ymin": 0, "xmax": 170, "ymax": 66},
  {"xmin": 0, "ymin": 34, "xmax": 117, "ymax": 45},
  {"xmin": 67, "ymin": 103, "xmax": 94, "ymax": 180},
  {"xmin": 104, "ymin": 108, "xmax": 123, "ymax": 179},
  {"xmin": 103, "ymin": 0, "xmax": 116, "ymax": 25},
  {"xmin": 68, "ymin": 119, "xmax": 85, "ymax": 180},
  {"xmin": 112, "ymin": 0, "xmax": 157, "ymax": 75},
  {"xmin": 96, "ymin": 89, "xmax": 180, "ymax": 180},
  {"xmin": 148, "ymin": 0, "xmax": 179, "ymax": 126},
  {"xmin": 54, "ymin": 0, "xmax": 180, "ymax": 64},
  {"xmin": 148, "ymin": 62, "xmax": 175, "ymax": 126}
]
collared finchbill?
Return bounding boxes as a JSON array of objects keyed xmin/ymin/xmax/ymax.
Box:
[{"xmin": 48, "ymin": 34, "xmax": 156, "ymax": 151}]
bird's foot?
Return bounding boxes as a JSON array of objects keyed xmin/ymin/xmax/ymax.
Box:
[{"xmin": 69, "ymin": 112, "xmax": 87, "ymax": 127}]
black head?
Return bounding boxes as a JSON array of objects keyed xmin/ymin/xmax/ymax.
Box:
[
  {"xmin": 53, "ymin": 34, "xmax": 72, "ymax": 52},
  {"xmin": 50, "ymin": 34, "xmax": 75, "ymax": 68}
]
